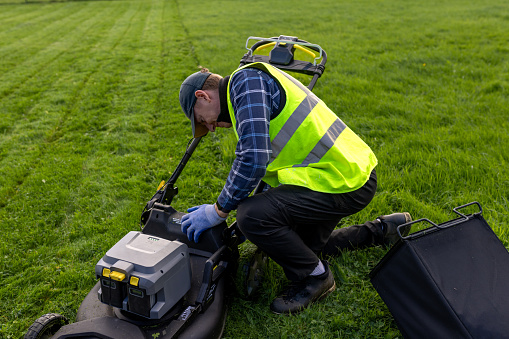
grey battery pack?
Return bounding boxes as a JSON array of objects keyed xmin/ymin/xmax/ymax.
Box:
[{"xmin": 95, "ymin": 231, "xmax": 192, "ymax": 319}]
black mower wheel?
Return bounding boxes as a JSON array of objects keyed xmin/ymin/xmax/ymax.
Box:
[{"xmin": 25, "ymin": 313, "xmax": 69, "ymax": 339}]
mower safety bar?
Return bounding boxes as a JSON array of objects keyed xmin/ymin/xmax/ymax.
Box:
[
  {"xmin": 244, "ymin": 36, "xmax": 324, "ymax": 66},
  {"xmin": 239, "ymin": 35, "xmax": 327, "ymax": 91},
  {"xmin": 253, "ymin": 42, "xmax": 318, "ymax": 60}
]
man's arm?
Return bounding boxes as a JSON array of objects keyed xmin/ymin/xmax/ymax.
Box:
[{"xmin": 216, "ymin": 68, "xmax": 281, "ymax": 212}]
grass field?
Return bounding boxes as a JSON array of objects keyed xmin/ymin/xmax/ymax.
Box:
[{"xmin": 1, "ymin": 0, "xmax": 508, "ymax": 337}]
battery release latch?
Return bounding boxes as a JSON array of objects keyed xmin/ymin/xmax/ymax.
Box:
[{"xmin": 109, "ymin": 271, "xmax": 126, "ymax": 281}]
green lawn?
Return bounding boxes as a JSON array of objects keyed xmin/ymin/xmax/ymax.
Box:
[{"xmin": 0, "ymin": 0, "xmax": 508, "ymax": 337}]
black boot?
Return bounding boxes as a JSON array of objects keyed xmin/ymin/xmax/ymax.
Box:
[
  {"xmin": 270, "ymin": 261, "xmax": 336, "ymax": 315},
  {"xmin": 378, "ymin": 212, "xmax": 412, "ymax": 246}
]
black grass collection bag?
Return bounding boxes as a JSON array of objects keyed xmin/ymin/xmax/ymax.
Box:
[{"xmin": 370, "ymin": 202, "xmax": 509, "ymax": 339}]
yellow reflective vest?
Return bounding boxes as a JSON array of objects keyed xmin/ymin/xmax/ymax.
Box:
[{"xmin": 227, "ymin": 62, "xmax": 377, "ymax": 194}]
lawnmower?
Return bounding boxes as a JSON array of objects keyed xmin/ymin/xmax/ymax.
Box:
[{"xmin": 25, "ymin": 35, "xmax": 328, "ymax": 339}]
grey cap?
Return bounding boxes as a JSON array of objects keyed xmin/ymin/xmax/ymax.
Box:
[{"xmin": 179, "ymin": 71, "xmax": 211, "ymax": 138}]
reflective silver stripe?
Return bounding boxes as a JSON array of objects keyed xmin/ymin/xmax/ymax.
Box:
[
  {"xmin": 293, "ymin": 118, "xmax": 347, "ymax": 167},
  {"xmin": 270, "ymin": 94, "xmax": 320, "ymax": 162}
]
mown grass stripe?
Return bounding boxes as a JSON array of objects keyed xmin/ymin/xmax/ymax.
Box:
[
  {"xmin": 0, "ymin": 2, "xmax": 58, "ymax": 23},
  {"xmin": 0, "ymin": 1, "xmax": 152, "ymax": 329},
  {"xmin": 0, "ymin": 2, "xmax": 129, "ymax": 126},
  {"xmin": 0, "ymin": 2, "xmax": 75, "ymax": 41},
  {"xmin": 33, "ymin": 0, "xmax": 151, "ymax": 239},
  {"xmin": 0, "ymin": 4, "xmax": 121, "ymax": 94},
  {"xmin": 0, "ymin": 6, "xmax": 125, "ymax": 156},
  {"xmin": 0, "ymin": 3, "xmax": 93, "ymax": 69},
  {"xmin": 0, "ymin": 1, "xmax": 142, "ymax": 206}
]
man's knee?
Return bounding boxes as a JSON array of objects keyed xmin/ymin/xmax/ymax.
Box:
[
  {"xmin": 236, "ymin": 198, "xmax": 258, "ymax": 236},
  {"xmin": 236, "ymin": 194, "xmax": 278, "ymax": 237}
]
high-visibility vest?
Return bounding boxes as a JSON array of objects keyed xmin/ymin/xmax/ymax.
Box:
[{"xmin": 227, "ymin": 62, "xmax": 377, "ymax": 194}]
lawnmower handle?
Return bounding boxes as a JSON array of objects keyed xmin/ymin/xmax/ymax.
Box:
[
  {"xmin": 245, "ymin": 36, "xmax": 325, "ymax": 66},
  {"xmin": 167, "ymin": 137, "xmax": 202, "ymax": 187},
  {"xmin": 239, "ymin": 35, "xmax": 327, "ymax": 91}
]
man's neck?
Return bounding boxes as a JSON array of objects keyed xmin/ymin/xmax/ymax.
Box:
[{"xmin": 217, "ymin": 76, "xmax": 231, "ymax": 123}]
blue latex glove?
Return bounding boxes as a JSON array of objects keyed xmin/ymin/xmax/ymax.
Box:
[{"xmin": 181, "ymin": 204, "xmax": 227, "ymax": 243}]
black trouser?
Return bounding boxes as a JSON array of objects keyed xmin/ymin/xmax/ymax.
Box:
[{"xmin": 236, "ymin": 169, "xmax": 380, "ymax": 281}]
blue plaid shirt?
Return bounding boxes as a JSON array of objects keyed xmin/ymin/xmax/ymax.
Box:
[{"xmin": 217, "ymin": 68, "xmax": 281, "ymax": 212}]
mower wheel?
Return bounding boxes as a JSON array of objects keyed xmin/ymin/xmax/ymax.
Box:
[{"xmin": 25, "ymin": 313, "xmax": 69, "ymax": 339}]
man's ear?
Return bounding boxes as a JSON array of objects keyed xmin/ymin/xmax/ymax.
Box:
[{"xmin": 195, "ymin": 90, "xmax": 210, "ymax": 102}]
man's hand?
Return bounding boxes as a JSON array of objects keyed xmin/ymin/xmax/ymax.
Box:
[{"xmin": 181, "ymin": 204, "xmax": 227, "ymax": 243}]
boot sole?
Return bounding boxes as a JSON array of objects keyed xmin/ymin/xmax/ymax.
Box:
[{"xmin": 318, "ymin": 280, "xmax": 336, "ymax": 301}]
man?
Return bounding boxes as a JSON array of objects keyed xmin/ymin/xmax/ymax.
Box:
[{"xmin": 179, "ymin": 63, "xmax": 411, "ymax": 314}]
